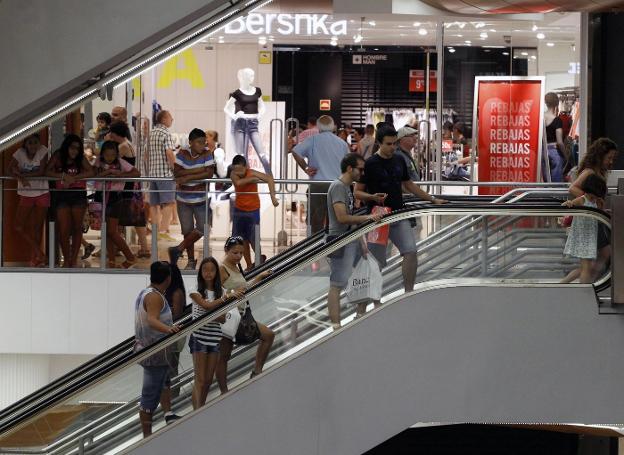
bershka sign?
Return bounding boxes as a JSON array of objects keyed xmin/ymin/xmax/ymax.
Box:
[
  {"xmin": 473, "ymin": 77, "xmax": 545, "ymax": 195},
  {"xmin": 225, "ymin": 14, "xmax": 348, "ymax": 36}
]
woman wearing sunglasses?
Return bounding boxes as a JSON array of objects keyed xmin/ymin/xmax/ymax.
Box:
[{"xmin": 215, "ymin": 236, "xmax": 274, "ymax": 393}]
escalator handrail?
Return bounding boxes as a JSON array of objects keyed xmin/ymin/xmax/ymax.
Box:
[{"xmin": 0, "ymin": 203, "xmax": 609, "ymax": 440}]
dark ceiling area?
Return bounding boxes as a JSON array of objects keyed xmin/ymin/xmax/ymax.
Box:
[{"xmin": 420, "ymin": 0, "xmax": 624, "ymax": 14}]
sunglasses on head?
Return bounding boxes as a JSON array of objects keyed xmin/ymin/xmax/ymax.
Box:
[{"xmin": 225, "ymin": 236, "xmax": 244, "ymax": 248}]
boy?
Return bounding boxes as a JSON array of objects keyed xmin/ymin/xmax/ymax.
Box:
[
  {"xmin": 230, "ymin": 154, "xmax": 279, "ymax": 270},
  {"xmin": 168, "ymin": 128, "xmax": 215, "ymax": 269}
]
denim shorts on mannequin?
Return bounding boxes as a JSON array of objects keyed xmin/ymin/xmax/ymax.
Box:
[{"xmin": 233, "ymin": 118, "xmax": 259, "ymax": 134}]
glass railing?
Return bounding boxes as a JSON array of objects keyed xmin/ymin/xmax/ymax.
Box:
[{"xmin": 0, "ymin": 204, "xmax": 610, "ymax": 454}]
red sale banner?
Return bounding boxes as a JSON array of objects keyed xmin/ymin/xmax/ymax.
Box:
[
  {"xmin": 409, "ymin": 70, "xmax": 437, "ymax": 93},
  {"xmin": 475, "ymin": 78, "xmax": 544, "ymax": 195}
]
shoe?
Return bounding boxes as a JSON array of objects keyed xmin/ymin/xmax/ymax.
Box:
[
  {"xmin": 81, "ymin": 243, "xmax": 95, "ymax": 260},
  {"xmin": 185, "ymin": 259, "xmax": 197, "ymax": 270},
  {"xmin": 121, "ymin": 259, "xmax": 137, "ymax": 269},
  {"xmin": 158, "ymin": 232, "xmax": 176, "ymax": 242},
  {"xmin": 168, "ymin": 246, "xmax": 182, "ymax": 265},
  {"xmin": 137, "ymin": 250, "xmax": 151, "ymax": 258},
  {"xmin": 165, "ymin": 413, "xmax": 182, "ymax": 425}
]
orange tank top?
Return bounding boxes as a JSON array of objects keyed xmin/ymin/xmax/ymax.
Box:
[{"xmin": 235, "ymin": 168, "xmax": 260, "ymax": 211}]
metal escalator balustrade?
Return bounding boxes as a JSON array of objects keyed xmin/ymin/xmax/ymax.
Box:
[{"xmin": 0, "ymin": 204, "xmax": 610, "ymax": 454}]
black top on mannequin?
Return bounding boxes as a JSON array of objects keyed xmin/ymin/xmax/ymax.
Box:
[{"xmin": 229, "ymin": 87, "xmax": 262, "ymax": 115}]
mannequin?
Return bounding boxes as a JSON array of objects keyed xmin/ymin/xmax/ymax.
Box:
[{"xmin": 224, "ymin": 68, "xmax": 272, "ymax": 174}]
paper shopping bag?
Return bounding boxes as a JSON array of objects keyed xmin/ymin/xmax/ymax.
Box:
[{"xmin": 366, "ymin": 206, "xmax": 391, "ymax": 245}]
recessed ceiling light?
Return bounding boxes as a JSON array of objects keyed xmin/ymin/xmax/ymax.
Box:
[
  {"xmin": 489, "ymin": 29, "xmax": 496, "ymax": 32},
  {"xmin": 480, "ymin": 32, "xmax": 488, "ymax": 38},
  {"xmin": 532, "ymin": 24, "xmax": 538, "ymax": 31},
  {"xmin": 458, "ymin": 22, "xmax": 466, "ymax": 29},
  {"xmin": 475, "ymin": 22, "xmax": 485, "ymax": 28},
  {"xmin": 330, "ymin": 40, "xmax": 338, "ymax": 46},
  {"xmin": 419, "ymin": 28, "xmax": 428, "ymax": 36},
  {"xmin": 374, "ymin": 47, "xmax": 379, "ymax": 50},
  {"xmin": 502, "ymin": 52, "xmax": 509, "ymax": 56},
  {"xmin": 465, "ymin": 40, "xmax": 471, "ymax": 44},
  {"xmin": 484, "ymin": 49, "xmax": 491, "ymax": 52},
  {"xmin": 455, "ymin": 34, "xmax": 463, "ymax": 37},
  {"xmin": 413, "ymin": 22, "xmax": 421, "ymax": 27},
  {"xmin": 449, "ymin": 48, "xmax": 456, "ymax": 53},
  {"xmin": 353, "ymin": 34, "xmax": 363, "ymax": 43},
  {"xmin": 350, "ymin": 20, "xmax": 355, "ymax": 23},
  {"xmin": 521, "ymin": 51, "xmax": 528, "ymax": 56},
  {"xmin": 536, "ymin": 33, "xmax": 545, "ymax": 39},
  {"xmin": 531, "ymin": 55, "xmax": 537, "ymax": 60},
  {"xmin": 547, "ymin": 42, "xmax": 555, "ymax": 47},
  {"xmin": 368, "ymin": 21, "xmax": 376, "ymax": 26}
]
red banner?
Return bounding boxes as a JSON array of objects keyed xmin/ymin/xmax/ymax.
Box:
[
  {"xmin": 476, "ymin": 79, "xmax": 543, "ymax": 195},
  {"xmin": 409, "ymin": 70, "xmax": 437, "ymax": 93}
]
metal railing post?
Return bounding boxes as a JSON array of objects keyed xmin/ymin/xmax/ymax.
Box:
[
  {"xmin": 48, "ymin": 220, "xmax": 55, "ymax": 269},
  {"xmin": 203, "ymin": 187, "xmax": 210, "ymax": 259},
  {"xmin": 100, "ymin": 186, "xmax": 107, "ymax": 269},
  {"xmin": 255, "ymin": 223, "xmax": 261, "ymax": 266},
  {"xmin": 481, "ymin": 216, "xmax": 488, "ymax": 276}
]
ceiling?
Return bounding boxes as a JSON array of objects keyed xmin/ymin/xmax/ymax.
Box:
[{"xmin": 418, "ymin": 0, "xmax": 624, "ymax": 13}]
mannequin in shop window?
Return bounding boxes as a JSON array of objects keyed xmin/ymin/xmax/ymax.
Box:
[{"xmin": 224, "ymin": 68, "xmax": 272, "ymax": 175}]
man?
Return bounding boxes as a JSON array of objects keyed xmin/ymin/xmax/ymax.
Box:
[
  {"xmin": 395, "ymin": 126, "xmax": 419, "ymax": 182},
  {"xmin": 291, "ymin": 115, "xmax": 349, "ymax": 234},
  {"xmin": 230, "ymin": 154, "xmax": 279, "ymax": 270},
  {"xmin": 135, "ymin": 261, "xmax": 181, "ymax": 437},
  {"xmin": 355, "ymin": 123, "xmax": 447, "ymax": 295},
  {"xmin": 147, "ymin": 110, "xmax": 177, "ymax": 241},
  {"xmin": 326, "ymin": 154, "xmax": 383, "ymax": 329},
  {"xmin": 359, "ymin": 124, "xmax": 376, "ymax": 160},
  {"xmin": 168, "ymin": 128, "xmax": 215, "ymax": 270},
  {"xmin": 297, "ymin": 116, "xmax": 319, "ymax": 143},
  {"xmin": 111, "ymin": 106, "xmax": 128, "ymax": 124}
]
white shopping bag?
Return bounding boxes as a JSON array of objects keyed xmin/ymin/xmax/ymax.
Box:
[
  {"xmin": 346, "ymin": 256, "xmax": 383, "ymax": 303},
  {"xmin": 220, "ymin": 308, "xmax": 241, "ymax": 340}
]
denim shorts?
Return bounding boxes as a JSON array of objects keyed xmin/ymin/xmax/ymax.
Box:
[
  {"xmin": 232, "ymin": 208, "xmax": 260, "ymax": 242},
  {"xmin": 149, "ymin": 180, "xmax": 176, "ymax": 206},
  {"xmin": 328, "ymin": 241, "xmax": 361, "ymax": 289},
  {"xmin": 367, "ymin": 219, "xmax": 417, "ymax": 268},
  {"xmin": 189, "ymin": 334, "xmax": 220, "ymax": 354},
  {"xmin": 233, "ymin": 118, "xmax": 259, "ymax": 134},
  {"xmin": 177, "ymin": 202, "xmax": 210, "ymax": 236},
  {"xmin": 139, "ymin": 365, "xmax": 171, "ymax": 414}
]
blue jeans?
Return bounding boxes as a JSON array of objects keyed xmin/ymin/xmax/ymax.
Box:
[
  {"xmin": 177, "ymin": 201, "xmax": 210, "ymax": 236},
  {"xmin": 232, "ymin": 118, "xmax": 271, "ymax": 174},
  {"xmin": 139, "ymin": 365, "xmax": 170, "ymax": 414},
  {"xmin": 368, "ymin": 219, "xmax": 417, "ymax": 268},
  {"xmin": 328, "ymin": 241, "xmax": 362, "ymax": 289},
  {"xmin": 232, "ymin": 208, "xmax": 260, "ymax": 243}
]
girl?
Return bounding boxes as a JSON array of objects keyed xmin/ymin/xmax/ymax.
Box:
[
  {"xmin": 94, "ymin": 141, "xmax": 139, "ymax": 268},
  {"xmin": 216, "ymin": 236, "xmax": 274, "ymax": 394},
  {"xmin": 107, "ymin": 121, "xmax": 150, "ymax": 258},
  {"xmin": 189, "ymin": 257, "xmax": 244, "ymax": 408},
  {"xmin": 562, "ymin": 174, "xmax": 608, "ymax": 284},
  {"xmin": 9, "ymin": 133, "xmax": 50, "ymax": 267},
  {"xmin": 46, "ymin": 134, "xmax": 94, "ymax": 267}
]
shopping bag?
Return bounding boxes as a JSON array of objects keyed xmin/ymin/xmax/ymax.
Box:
[
  {"xmin": 119, "ymin": 191, "xmax": 146, "ymax": 227},
  {"xmin": 220, "ymin": 308, "xmax": 241, "ymax": 340},
  {"xmin": 366, "ymin": 206, "xmax": 392, "ymax": 245},
  {"xmin": 346, "ymin": 255, "xmax": 383, "ymax": 303}
]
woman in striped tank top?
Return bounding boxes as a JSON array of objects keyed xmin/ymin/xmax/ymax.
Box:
[{"xmin": 189, "ymin": 257, "xmax": 244, "ymax": 409}]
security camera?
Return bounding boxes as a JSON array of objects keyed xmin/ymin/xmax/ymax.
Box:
[{"xmin": 503, "ymin": 35, "xmax": 511, "ymax": 45}]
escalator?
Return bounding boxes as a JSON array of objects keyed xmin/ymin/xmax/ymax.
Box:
[{"xmin": 0, "ymin": 203, "xmax": 611, "ymax": 454}]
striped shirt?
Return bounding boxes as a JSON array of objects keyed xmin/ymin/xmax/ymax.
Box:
[
  {"xmin": 175, "ymin": 149, "xmax": 214, "ymax": 204},
  {"xmin": 192, "ymin": 289, "xmax": 222, "ymax": 346},
  {"xmin": 147, "ymin": 124, "xmax": 175, "ymax": 177}
]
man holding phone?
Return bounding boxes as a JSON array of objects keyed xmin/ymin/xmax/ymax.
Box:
[{"xmin": 355, "ymin": 123, "xmax": 447, "ymax": 295}]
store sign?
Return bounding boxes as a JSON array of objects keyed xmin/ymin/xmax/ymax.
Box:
[
  {"xmin": 225, "ymin": 13, "xmax": 347, "ymax": 36},
  {"xmin": 353, "ymin": 54, "xmax": 388, "ymax": 65},
  {"xmin": 409, "ymin": 70, "xmax": 437, "ymax": 92},
  {"xmin": 474, "ymin": 77, "xmax": 544, "ymax": 195},
  {"xmin": 319, "ymin": 99, "xmax": 331, "ymax": 111}
]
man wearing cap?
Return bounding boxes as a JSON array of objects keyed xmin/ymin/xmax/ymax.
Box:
[{"xmin": 395, "ymin": 126, "xmax": 420, "ymax": 182}]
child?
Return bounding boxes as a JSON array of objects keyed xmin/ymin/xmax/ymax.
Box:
[
  {"xmin": 561, "ymin": 173, "xmax": 607, "ymax": 284},
  {"xmin": 95, "ymin": 112, "xmax": 112, "ymax": 153},
  {"xmin": 230, "ymin": 154, "xmax": 279, "ymax": 270},
  {"xmin": 189, "ymin": 257, "xmax": 243, "ymax": 409}
]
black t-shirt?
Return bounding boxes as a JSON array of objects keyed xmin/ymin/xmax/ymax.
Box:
[
  {"xmin": 361, "ymin": 153, "xmax": 409, "ymax": 211},
  {"xmin": 229, "ymin": 87, "xmax": 262, "ymax": 114},
  {"xmin": 546, "ymin": 116, "xmax": 563, "ymax": 143}
]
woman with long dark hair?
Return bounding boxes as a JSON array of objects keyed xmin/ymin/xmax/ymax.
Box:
[{"xmin": 46, "ymin": 134, "xmax": 94, "ymax": 267}]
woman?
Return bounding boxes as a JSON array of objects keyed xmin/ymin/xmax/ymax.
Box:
[
  {"xmin": 544, "ymin": 92, "xmax": 567, "ymax": 182},
  {"xmin": 94, "ymin": 141, "xmax": 139, "ymax": 268},
  {"xmin": 189, "ymin": 257, "xmax": 244, "ymax": 408},
  {"xmin": 564, "ymin": 137, "xmax": 617, "ymax": 282},
  {"xmin": 9, "ymin": 134, "xmax": 50, "ymax": 267},
  {"xmin": 46, "ymin": 134, "xmax": 94, "ymax": 267},
  {"xmin": 108, "ymin": 121, "xmax": 150, "ymax": 258},
  {"xmin": 216, "ymin": 236, "xmax": 274, "ymax": 394}
]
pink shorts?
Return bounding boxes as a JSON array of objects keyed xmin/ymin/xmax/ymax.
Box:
[{"xmin": 19, "ymin": 193, "xmax": 50, "ymax": 208}]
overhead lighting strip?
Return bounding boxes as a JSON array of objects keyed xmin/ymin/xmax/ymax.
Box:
[{"xmin": 0, "ymin": 0, "xmax": 273, "ymax": 147}]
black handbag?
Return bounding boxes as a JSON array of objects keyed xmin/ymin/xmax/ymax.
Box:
[{"xmin": 235, "ymin": 303, "xmax": 260, "ymax": 345}]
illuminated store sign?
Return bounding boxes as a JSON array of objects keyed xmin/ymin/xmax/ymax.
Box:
[{"xmin": 225, "ymin": 14, "xmax": 348, "ymax": 36}]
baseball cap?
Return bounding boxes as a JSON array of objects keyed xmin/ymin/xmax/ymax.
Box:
[{"xmin": 397, "ymin": 126, "xmax": 418, "ymax": 140}]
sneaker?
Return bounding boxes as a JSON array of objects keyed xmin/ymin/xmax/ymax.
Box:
[
  {"xmin": 158, "ymin": 232, "xmax": 176, "ymax": 242},
  {"xmin": 168, "ymin": 247, "xmax": 182, "ymax": 265},
  {"xmin": 164, "ymin": 413, "xmax": 182, "ymax": 425},
  {"xmin": 81, "ymin": 243, "xmax": 95, "ymax": 260},
  {"xmin": 185, "ymin": 259, "xmax": 197, "ymax": 270}
]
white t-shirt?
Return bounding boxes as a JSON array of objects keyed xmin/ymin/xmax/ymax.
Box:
[{"xmin": 12, "ymin": 146, "xmax": 49, "ymax": 197}]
